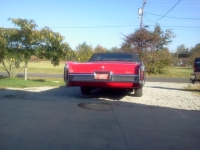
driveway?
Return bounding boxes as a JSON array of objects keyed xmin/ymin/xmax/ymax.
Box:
[{"xmin": 0, "ymin": 82, "xmax": 200, "ymax": 150}]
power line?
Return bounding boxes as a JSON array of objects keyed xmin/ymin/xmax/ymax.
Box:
[
  {"xmin": 149, "ymin": 0, "xmax": 182, "ymax": 22},
  {"xmin": 44, "ymin": 25, "xmax": 139, "ymax": 29},
  {"xmin": 145, "ymin": 12, "xmax": 200, "ymax": 20},
  {"xmin": 147, "ymin": 25, "xmax": 200, "ymax": 29},
  {"xmin": 42, "ymin": 24, "xmax": 200, "ymax": 31}
]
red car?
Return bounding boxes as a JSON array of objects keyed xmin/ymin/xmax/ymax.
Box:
[{"xmin": 64, "ymin": 52, "xmax": 145, "ymax": 97}]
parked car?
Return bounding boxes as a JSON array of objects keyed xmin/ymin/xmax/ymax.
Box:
[
  {"xmin": 190, "ymin": 57, "xmax": 200, "ymax": 84},
  {"xmin": 64, "ymin": 52, "xmax": 145, "ymax": 97}
]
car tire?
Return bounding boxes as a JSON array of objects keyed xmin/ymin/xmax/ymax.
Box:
[
  {"xmin": 134, "ymin": 88, "xmax": 143, "ymax": 97},
  {"xmin": 192, "ymin": 80, "xmax": 195, "ymax": 84},
  {"xmin": 80, "ymin": 87, "xmax": 91, "ymax": 95}
]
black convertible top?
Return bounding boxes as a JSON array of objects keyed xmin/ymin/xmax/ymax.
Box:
[{"xmin": 89, "ymin": 52, "xmax": 141, "ymax": 63}]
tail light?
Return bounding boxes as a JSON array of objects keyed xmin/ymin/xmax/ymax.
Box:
[
  {"xmin": 64, "ymin": 63, "xmax": 69, "ymax": 84},
  {"xmin": 139, "ymin": 63, "xmax": 145, "ymax": 83}
]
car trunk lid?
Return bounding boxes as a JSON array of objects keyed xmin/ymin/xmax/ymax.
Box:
[{"xmin": 68, "ymin": 61, "xmax": 140, "ymax": 74}]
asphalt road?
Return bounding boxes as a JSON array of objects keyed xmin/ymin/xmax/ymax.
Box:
[
  {"xmin": 0, "ymin": 72, "xmax": 199, "ymax": 149},
  {"xmin": 0, "ymin": 98, "xmax": 200, "ymax": 150},
  {"xmin": 0, "ymin": 72, "xmax": 190, "ymax": 83}
]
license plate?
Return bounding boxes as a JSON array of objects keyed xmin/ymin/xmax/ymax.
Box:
[{"xmin": 95, "ymin": 73, "xmax": 109, "ymax": 80}]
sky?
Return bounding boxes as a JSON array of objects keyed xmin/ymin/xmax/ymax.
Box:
[{"xmin": 1, "ymin": 0, "xmax": 200, "ymax": 51}]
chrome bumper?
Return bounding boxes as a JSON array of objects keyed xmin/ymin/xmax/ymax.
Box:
[{"xmin": 68, "ymin": 74, "xmax": 140, "ymax": 83}]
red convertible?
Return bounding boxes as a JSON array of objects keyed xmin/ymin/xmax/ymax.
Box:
[{"xmin": 64, "ymin": 52, "xmax": 145, "ymax": 97}]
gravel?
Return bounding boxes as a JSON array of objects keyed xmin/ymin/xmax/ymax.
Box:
[{"xmin": 0, "ymin": 82, "xmax": 199, "ymax": 111}]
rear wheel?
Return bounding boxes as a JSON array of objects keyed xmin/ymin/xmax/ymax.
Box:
[
  {"xmin": 192, "ymin": 79, "xmax": 195, "ymax": 84},
  {"xmin": 80, "ymin": 87, "xmax": 91, "ymax": 95},
  {"xmin": 134, "ymin": 88, "xmax": 143, "ymax": 97}
]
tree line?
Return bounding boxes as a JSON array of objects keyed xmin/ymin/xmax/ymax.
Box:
[
  {"xmin": 172, "ymin": 43, "xmax": 200, "ymax": 66},
  {"xmin": 0, "ymin": 18, "xmax": 199, "ymax": 78}
]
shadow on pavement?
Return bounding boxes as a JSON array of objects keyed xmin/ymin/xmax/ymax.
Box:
[
  {"xmin": 0, "ymin": 86, "xmax": 200, "ymax": 150},
  {"xmin": 146, "ymin": 85, "xmax": 200, "ymax": 92}
]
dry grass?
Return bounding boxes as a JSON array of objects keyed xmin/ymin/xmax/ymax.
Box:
[{"xmin": 185, "ymin": 83, "xmax": 200, "ymax": 96}]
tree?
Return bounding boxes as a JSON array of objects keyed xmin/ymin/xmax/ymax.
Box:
[
  {"xmin": 38, "ymin": 27, "xmax": 71, "ymax": 66},
  {"xmin": 120, "ymin": 43, "xmax": 134, "ymax": 52},
  {"xmin": 75, "ymin": 42, "xmax": 93, "ymax": 62},
  {"xmin": 189, "ymin": 43, "xmax": 200, "ymax": 65},
  {"xmin": 93, "ymin": 45, "xmax": 107, "ymax": 53},
  {"xmin": 9, "ymin": 18, "xmax": 38, "ymax": 63},
  {"xmin": 123, "ymin": 27, "xmax": 158, "ymax": 55},
  {"xmin": 123, "ymin": 24, "xmax": 175, "ymax": 54},
  {"xmin": 4, "ymin": 18, "xmax": 40, "ymax": 79},
  {"xmin": 0, "ymin": 18, "xmax": 72, "ymax": 78},
  {"xmin": 109, "ymin": 47, "xmax": 120, "ymax": 52},
  {"xmin": 143, "ymin": 48, "xmax": 172, "ymax": 74},
  {"xmin": 122, "ymin": 24, "xmax": 175, "ymax": 74},
  {"xmin": 0, "ymin": 27, "xmax": 23, "ymax": 78},
  {"xmin": 153, "ymin": 24, "xmax": 176, "ymax": 50},
  {"xmin": 190, "ymin": 43, "xmax": 200, "ymax": 54},
  {"xmin": 176, "ymin": 44, "xmax": 188, "ymax": 54}
]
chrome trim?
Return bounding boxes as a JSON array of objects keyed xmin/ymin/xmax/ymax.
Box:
[
  {"xmin": 112, "ymin": 74, "xmax": 139, "ymax": 82},
  {"xmin": 69, "ymin": 74, "xmax": 94, "ymax": 81},
  {"xmin": 64, "ymin": 64, "xmax": 69, "ymax": 84},
  {"xmin": 69, "ymin": 73, "xmax": 140, "ymax": 83},
  {"xmin": 139, "ymin": 63, "xmax": 146, "ymax": 86}
]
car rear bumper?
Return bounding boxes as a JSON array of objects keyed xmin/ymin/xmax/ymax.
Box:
[
  {"xmin": 65, "ymin": 73, "xmax": 143, "ymax": 88},
  {"xmin": 68, "ymin": 81, "xmax": 141, "ymax": 89}
]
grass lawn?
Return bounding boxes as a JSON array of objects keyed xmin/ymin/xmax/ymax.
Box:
[
  {"xmin": 0, "ymin": 77, "xmax": 65, "ymax": 88},
  {"xmin": 0, "ymin": 61, "xmax": 65, "ymax": 74},
  {"xmin": 147, "ymin": 67, "xmax": 193, "ymax": 78}
]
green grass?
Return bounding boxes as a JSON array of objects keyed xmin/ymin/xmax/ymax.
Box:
[
  {"xmin": 0, "ymin": 77, "xmax": 65, "ymax": 88},
  {"xmin": 147, "ymin": 67, "xmax": 193, "ymax": 78},
  {"xmin": 0, "ymin": 61, "xmax": 65, "ymax": 74}
]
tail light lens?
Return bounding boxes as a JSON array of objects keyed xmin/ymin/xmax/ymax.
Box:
[
  {"xmin": 139, "ymin": 63, "xmax": 145, "ymax": 82},
  {"xmin": 64, "ymin": 63, "xmax": 69, "ymax": 82}
]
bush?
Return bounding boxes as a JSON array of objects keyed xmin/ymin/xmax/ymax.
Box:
[{"xmin": 142, "ymin": 50, "xmax": 171, "ymax": 75}]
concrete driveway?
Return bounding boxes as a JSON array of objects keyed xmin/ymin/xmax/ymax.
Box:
[{"xmin": 0, "ymin": 98, "xmax": 200, "ymax": 150}]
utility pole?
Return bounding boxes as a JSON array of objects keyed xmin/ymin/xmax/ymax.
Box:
[
  {"xmin": 138, "ymin": 0, "xmax": 147, "ymax": 53},
  {"xmin": 138, "ymin": 0, "xmax": 146, "ymax": 30},
  {"xmin": 177, "ymin": 46, "xmax": 179, "ymax": 66}
]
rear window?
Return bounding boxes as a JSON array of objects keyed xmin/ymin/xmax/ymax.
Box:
[
  {"xmin": 89, "ymin": 53, "xmax": 140, "ymax": 62},
  {"xmin": 195, "ymin": 58, "xmax": 200, "ymax": 67}
]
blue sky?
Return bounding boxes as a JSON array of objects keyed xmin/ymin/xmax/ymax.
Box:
[{"xmin": 1, "ymin": 0, "xmax": 200, "ymax": 51}]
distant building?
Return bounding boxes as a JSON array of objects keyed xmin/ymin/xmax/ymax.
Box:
[
  {"xmin": 179, "ymin": 57, "xmax": 189, "ymax": 66},
  {"xmin": 178, "ymin": 53, "xmax": 190, "ymax": 66}
]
